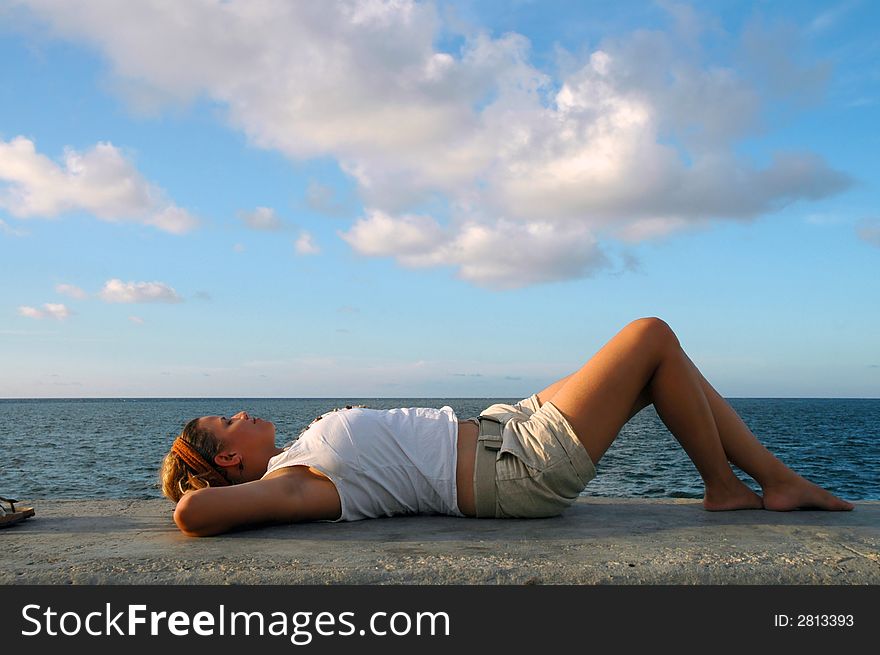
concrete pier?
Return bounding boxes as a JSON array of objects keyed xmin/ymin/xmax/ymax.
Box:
[{"xmin": 2, "ymin": 498, "xmax": 878, "ymax": 585}]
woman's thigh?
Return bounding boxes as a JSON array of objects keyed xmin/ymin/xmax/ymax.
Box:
[
  {"xmin": 540, "ymin": 318, "xmax": 673, "ymax": 464},
  {"xmin": 536, "ymin": 373, "xmax": 651, "ymax": 425},
  {"xmin": 535, "ymin": 374, "xmax": 573, "ymax": 407}
]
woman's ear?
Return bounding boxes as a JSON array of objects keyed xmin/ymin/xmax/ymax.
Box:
[{"xmin": 214, "ymin": 451, "xmax": 241, "ymax": 468}]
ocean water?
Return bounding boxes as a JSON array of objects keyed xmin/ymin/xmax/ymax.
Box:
[{"xmin": 1, "ymin": 397, "xmax": 877, "ymax": 502}]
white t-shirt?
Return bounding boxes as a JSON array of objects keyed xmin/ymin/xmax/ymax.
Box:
[{"xmin": 264, "ymin": 406, "xmax": 463, "ymax": 521}]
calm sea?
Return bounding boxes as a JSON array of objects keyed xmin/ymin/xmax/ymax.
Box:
[{"xmin": 1, "ymin": 397, "xmax": 877, "ymax": 501}]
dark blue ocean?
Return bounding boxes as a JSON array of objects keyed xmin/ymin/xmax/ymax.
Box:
[{"xmin": 1, "ymin": 397, "xmax": 877, "ymax": 501}]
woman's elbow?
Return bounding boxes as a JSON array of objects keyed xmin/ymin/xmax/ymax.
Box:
[{"xmin": 173, "ymin": 491, "xmax": 215, "ymax": 537}]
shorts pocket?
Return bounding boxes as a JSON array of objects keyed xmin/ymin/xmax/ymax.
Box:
[
  {"xmin": 495, "ymin": 474, "xmax": 571, "ymax": 518},
  {"xmin": 497, "ymin": 418, "xmax": 561, "ymax": 473},
  {"xmin": 539, "ymin": 458, "xmax": 588, "ymax": 501}
]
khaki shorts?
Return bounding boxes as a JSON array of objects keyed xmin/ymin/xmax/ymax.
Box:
[{"xmin": 470, "ymin": 394, "xmax": 596, "ymax": 518}]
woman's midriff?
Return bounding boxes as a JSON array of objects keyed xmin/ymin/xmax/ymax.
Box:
[{"xmin": 455, "ymin": 419, "xmax": 479, "ymax": 517}]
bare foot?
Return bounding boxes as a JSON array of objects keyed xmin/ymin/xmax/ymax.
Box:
[
  {"xmin": 703, "ymin": 479, "xmax": 764, "ymax": 511},
  {"xmin": 762, "ymin": 475, "xmax": 855, "ymax": 511}
]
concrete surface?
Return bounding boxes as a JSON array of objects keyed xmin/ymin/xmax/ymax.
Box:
[{"xmin": 2, "ymin": 498, "xmax": 878, "ymax": 585}]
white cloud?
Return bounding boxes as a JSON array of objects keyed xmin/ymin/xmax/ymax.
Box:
[
  {"xmin": 17, "ymin": 306, "xmax": 43, "ymax": 319},
  {"xmin": 294, "ymin": 230, "xmax": 321, "ymax": 255},
  {"xmin": 0, "ymin": 136, "xmax": 198, "ymax": 234},
  {"xmin": 613, "ymin": 216, "xmax": 693, "ymax": 243},
  {"xmin": 340, "ymin": 209, "xmax": 444, "ymax": 257},
  {"xmin": 341, "ymin": 210, "xmax": 609, "ymax": 289},
  {"xmin": 232, "ymin": 243, "xmax": 246, "ymax": 253},
  {"xmin": 239, "ymin": 206, "xmax": 283, "ymax": 231},
  {"xmin": 42, "ymin": 303, "xmax": 70, "ymax": 320},
  {"xmin": 128, "ymin": 316, "xmax": 145, "ymax": 325},
  {"xmin": 856, "ymin": 218, "xmax": 880, "ymax": 247},
  {"xmin": 98, "ymin": 279, "xmax": 182, "ymax": 303},
  {"xmin": 146, "ymin": 206, "xmax": 199, "ymax": 234},
  {"xmin": 18, "ymin": 303, "xmax": 71, "ymax": 320},
  {"xmin": 55, "ymin": 283, "xmax": 88, "ymax": 299},
  {"xmin": 13, "ymin": 0, "xmax": 852, "ymax": 288}
]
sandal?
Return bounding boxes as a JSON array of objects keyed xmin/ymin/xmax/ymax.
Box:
[{"xmin": 0, "ymin": 496, "xmax": 35, "ymax": 527}]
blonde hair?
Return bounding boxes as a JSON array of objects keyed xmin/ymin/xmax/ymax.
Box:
[
  {"xmin": 161, "ymin": 405, "xmax": 369, "ymax": 501},
  {"xmin": 160, "ymin": 418, "xmax": 227, "ymax": 502}
]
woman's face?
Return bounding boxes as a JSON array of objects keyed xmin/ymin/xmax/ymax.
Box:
[
  {"xmin": 199, "ymin": 410, "xmax": 275, "ymax": 443},
  {"xmin": 197, "ymin": 410, "xmax": 277, "ymax": 474}
]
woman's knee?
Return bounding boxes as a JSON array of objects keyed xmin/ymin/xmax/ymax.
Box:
[{"xmin": 626, "ymin": 316, "xmax": 680, "ymax": 351}]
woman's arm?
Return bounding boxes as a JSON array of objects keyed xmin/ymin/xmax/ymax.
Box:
[{"xmin": 173, "ymin": 468, "xmax": 341, "ymax": 537}]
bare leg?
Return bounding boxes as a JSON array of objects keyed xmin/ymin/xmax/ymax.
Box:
[
  {"xmin": 542, "ymin": 318, "xmax": 762, "ymax": 510},
  {"xmin": 535, "ymin": 319, "xmax": 853, "ymax": 511},
  {"xmin": 682, "ymin": 354, "xmax": 853, "ymax": 511},
  {"xmin": 536, "ymin": 374, "xmax": 651, "ymax": 425}
]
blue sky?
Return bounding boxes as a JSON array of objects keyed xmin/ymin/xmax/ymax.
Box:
[{"xmin": 1, "ymin": 0, "xmax": 878, "ymax": 399}]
